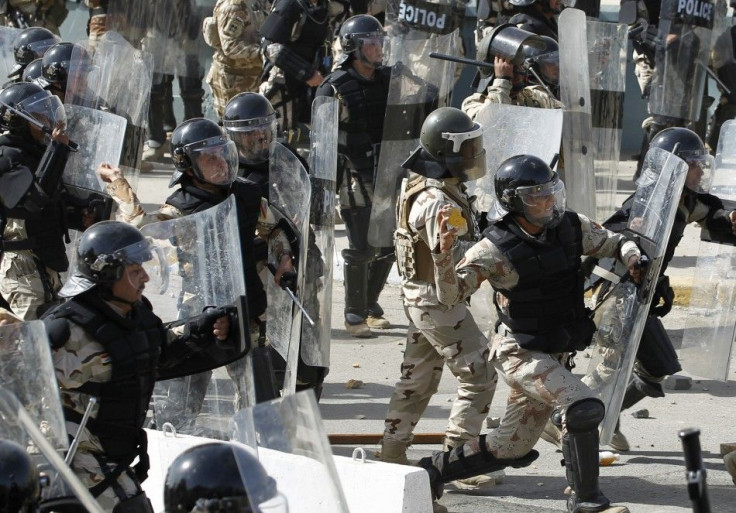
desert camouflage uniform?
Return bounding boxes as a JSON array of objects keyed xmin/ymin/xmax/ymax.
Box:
[
  {"xmin": 52, "ymin": 306, "xmax": 185, "ymax": 510},
  {"xmin": 204, "ymin": 0, "xmax": 263, "ymax": 119},
  {"xmin": 384, "ymin": 177, "xmax": 496, "ymax": 447},
  {"xmin": 431, "ymin": 213, "xmax": 639, "ymax": 459},
  {"xmin": 461, "ymin": 78, "xmax": 561, "ymax": 120},
  {"xmin": 0, "ymin": 219, "xmax": 62, "ymax": 321},
  {"xmin": 4, "ymin": 0, "xmax": 67, "ymax": 34}
]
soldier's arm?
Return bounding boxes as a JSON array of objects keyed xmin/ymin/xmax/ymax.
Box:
[
  {"xmin": 689, "ymin": 192, "xmax": 735, "ymax": 233},
  {"xmin": 51, "ymin": 324, "xmax": 112, "ymax": 389},
  {"xmin": 579, "ymin": 212, "xmax": 640, "ymax": 266},
  {"xmin": 217, "ymin": 6, "xmax": 262, "ymax": 64}
]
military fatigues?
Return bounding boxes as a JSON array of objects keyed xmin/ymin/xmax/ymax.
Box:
[
  {"xmin": 461, "ymin": 78, "xmax": 562, "ymax": 120},
  {"xmin": 4, "ymin": 0, "xmax": 68, "ymax": 34},
  {"xmin": 385, "ymin": 176, "xmax": 496, "ymax": 447},
  {"xmin": 203, "ymin": 0, "xmax": 263, "ymax": 119},
  {"xmin": 431, "ymin": 212, "xmax": 639, "ymax": 458}
]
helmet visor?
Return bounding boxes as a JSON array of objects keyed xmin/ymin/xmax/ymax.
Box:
[
  {"xmin": 681, "ymin": 150, "xmax": 714, "ymax": 193},
  {"xmin": 443, "ymin": 123, "xmax": 487, "ymax": 181},
  {"xmin": 355, "ymin": 33, "xmax": 386, "ymax": 67},
  {"xmin": 224, "ymin": 115, "xmax": 277, "ymax": 165},
  {"xmin": 185, "ymin": 136, "xmax": 239, "ymax": 187},
  {"xmin": 536, "ymin": 51, "xmax": 559, "ymax": 85},
  {"xmin": 17, "ymin": 90, "xmax": 66, "ymax": 132},
  {"xmin": 517, "ymin": 176, "xmax": 566, "ymax": 227}
]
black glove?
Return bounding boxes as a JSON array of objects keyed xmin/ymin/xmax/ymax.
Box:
[
  {"xmin": 278, "ymin": 270, "xmax": 298, "ymax": 291},
  {"xmin": 186, "ymin": 305, "xmax": 236, "ymax": 347},
  {"xmin": 650, "ymin": 275, "xmax": 675, "ymax": 317}
]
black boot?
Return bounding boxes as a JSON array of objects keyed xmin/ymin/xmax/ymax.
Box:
[
  {"xmin": 366, "ymin": 252, "xmax": 395, "ymax": 328},
  {"xmin": 622, "ymin": 373, "xmax": 664, "ymax": 411},
  {"xmin": 418, "ymin": 434, "xmax": 539, "ymax": 500},
  {"xmin": 343, "ymin": 255, "xmax": 371, "ymax": 337}
]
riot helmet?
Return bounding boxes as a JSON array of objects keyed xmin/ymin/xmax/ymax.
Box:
[
  {"xmin": 164, "ymin": 442, "xmax": 288, "ymax": 513},
  {"xmin": 22, "ymin": 58, "xmax": 44, "ymax": 83},
  {"xmin": 649, "ymin": 127, "xmax": 713, "ymax": 193},
  {"xmin": 418, "ymin": 107, "xmax": 486, "ymax": 181},
  {"xmin": 222, "ymin": 93, "xmax": 278, "ymax": 166},
  {"xmin": 38, "ymin": 42, "xmax": 89, "ymax": 93},
  {"xmin": 494, "ymin": 154, "xmax": 566, "ymax": 228},
  {"xmin": 509, "ymin": 0, "xmax": 563, "ymax": 13},
  {"xmin": 59, "ymin": 221, "xmax": 154, "ymax": 298},
  {"xmin": 520, "ymin": 36, "xmax": 559, "ymax": 89},
  {"xmin": 10, "ymin": 27, "xmax": 60, "ymax": 80},
  {"xmin": 171, "ymin": 118, "xmax": 239, "ymax": 188},
  {"xmin": 0, "ymin": 82, "xmax": 66, "ymax": 142},
  {"xmin": 0, "ymin": 439, "xmax": 40, "ymax": 513},
  {"xmin": 339, "ymin": 15, "xmax": 385, "ymax": 69}
]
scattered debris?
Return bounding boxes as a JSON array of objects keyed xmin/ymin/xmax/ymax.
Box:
[
  {"xmin": 345, "ymin": 379, "xmax": 364, "ymax": 389},
  {"xmin": 632, "ymin": 409, "xmax": 649, "ymax": 419}
]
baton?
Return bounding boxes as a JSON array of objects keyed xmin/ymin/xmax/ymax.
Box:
[
  {"xmin": 267, "ymin": 263, "xmax": 316, "ymax": 326},
  {"xmin": 65, "ymin": 396, "xmax": 97, "ymax": 465},
  {"xmin": 430, "ymin": 52, "xmax": 494, "ymax": 69},
  {"xmin": 0, "ymin": 100, "xmax": 79, "ymax": 151},
  {"xmin": 699, "ymin": 62, "xmax": 732, "ymax": 97}
]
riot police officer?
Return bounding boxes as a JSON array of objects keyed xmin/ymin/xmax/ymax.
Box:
[
  {"xmin": 419, "ymin": 155, "xmax": 641, "ymax": 513},
  {"xmin": 315, "ymin": 14, "xmax": 393, "ymax": 338},
  {"xmin": 164, "ymin": 442, "xmax": 288, "ymax": 513},
  {"xmin": 380, "ymin": 108, "xmax": 498, "ymax": 491},
  {"xmin": 7, "ymin": 26, "xmax": 60, "ymax": 83},
  {"xmin": 44, "ymin": 221, "xmax": 233, "ymax": 512},
  {"xmin": 0, "ymin": 82, "xmax": 73, "ymax": 320},
  {"xmin": 21, "ymin": 58, "xmax": 44, "ymax": 83},
  {"xmin": 37, "ymin": 42, "xmax": 91, "ymax": 105},
  {"xmin": 504, "ymin": 0, "xmax": 561, "ymax": 39}
]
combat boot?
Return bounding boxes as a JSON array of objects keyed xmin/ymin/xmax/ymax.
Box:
[
  {"xmin": 610, "ymin": 374, "xmax": 665, "ymax": 452},
  {"xmin": 443, "ymin": 438, "xmax": 504, "ymax": 491},
  {"xmin": 608, "ymin": 418, "xmax": 629, "ymax": 452},
  {"xmin": 366, "ymin": 254, "xmax": 395, "ymax": 329},
  {"xmin": 378, "ymin": 439, "xmax": 410, "ymax": 465},
  {"xmin": 141, "ymin": 140, "xmax": 167, "ymax": 164},
  {"xmin": 343, "ymin": 258, "xmax": 372, "ymax": 338}
]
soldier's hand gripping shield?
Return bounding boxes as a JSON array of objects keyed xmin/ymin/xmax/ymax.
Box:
[
  {"xmin": 231, "ymin": 391, "xmax": 349, "ymax": 513},
  {"xmin": 267, "ymin": 142, "xmax": 311, "ymax": 395},
  {"xmin": 679, "ymin": 119, "xmax": 736, "ymax": 381},
  {"xmin": 0, "ymin": 26, "xmax": 21, "ymax": 84},
  {"xmin": 649, "ymin": 0, "xmax": 716, "ymax": 122},
  {"xmin": 587, "ymin": 19, "xmax": 627, "ymax": 220},
  {"xmin": 559, "ymin": 8, "xmax": 596, "ymax": 219},
  {"xmin": 141, "ymin": 195, "xmax": 253, "ymax": 439},
  {"xmin": 300, "ymin": 97, "xmax": 338, "ymax": 376},
  {"xmin": 466, "ymin": 103, "xmax": 562, "ymax": 214},
  {"xmin": 65, "ymin": 32, "xmax": 154, "ymax": 183},
  {"xmin": 0, "ymin": 322, "xmax": 104, "ymax": 513},
  {"xmin": 582, "ymin": 147, "xmax": 688, "ymax": 444},
  {"xmin": 368, "ymin": 30, "xmax": 458, "ymax": 247}
]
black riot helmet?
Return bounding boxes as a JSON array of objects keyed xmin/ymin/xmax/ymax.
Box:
[
  {"xmin": 39, "ymin": 42, "xmax": 88, "ymax": 92},
  {"xmin": 59, "ymin": 221, "xmax": 154, "ymax": 298},
  {"xmin": 418, "ymin": 107, "xmax": 486, "ymax": 181},
  {"xmin": 22, "ymin": 58, "xmax": 44, "ymax": 83},
  {"xmin": 339, "ymin": 15, "xmax": 385, "ymax": 68},
  {"xmin": 222, "ymin": 93, "xmax": 278, "ymax": 166},
  {"xmin": 521, "ymin": 35, "xmax": 559, "ymax": 88},
  {"xmin": 10, "ymin": 27, "xmax": 60, "ymax": 80},
  {"xmin": 164, "ymin": 442, "xmax": 288, "ymax": 513},
  {"xmin": 0, "ymin": 440, "xmax": 40, "ymax": 513},
  {"xmin": 0, "ymin": 82, "xmax": 66, "ymax": 140},
  {"xmin": 648, "ymin": 127, "xmax": 712, "ymax": 192},
  {"xmin": 494, "ymin": 154, "xmax": 566, "ymax": 228},
  {"xmin": 509, "ymin": 0, "xmax": 563, "ymax": 13},
  {"xmin": 171, "ymin": 118, "xmax": 239, "ymax": 188}
]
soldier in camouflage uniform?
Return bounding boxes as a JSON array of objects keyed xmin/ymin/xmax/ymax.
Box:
[
  {"xmin": 418, "ymin": 155, "xmax": 641, "ymax": 513},
  {"xmin": 44, "ymin": 221, "xmax": 234, "ymax": 512},
  {"xmin": 380, "ymin": 108, "xmax": 498, "ymax": 491},
  {"xmin": 203, "ymin": 0, "xmax": 264, "ymax": 119},
  {"xmin": 3, "ymin": 0, "xmax": 68, "ymax": 34},
  {"xmin": 462, "ymin": 37, "xmax": 561, "ymax": 121}
]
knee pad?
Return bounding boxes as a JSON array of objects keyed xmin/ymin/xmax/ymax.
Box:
[
  {"xmin": 342, "ymin": 247, "xmax": 372, "ymax": 265},
  {"xmin": 565, "ymin": 398, "xmax": 605, "ymax": 433}
]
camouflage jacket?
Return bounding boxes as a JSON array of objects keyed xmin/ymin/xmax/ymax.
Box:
[
  {"xmin": 461, "ymin": 78, "xmax": 562, "ymax": 120},
  {"xmin": 207, "ymin": 0, "xmax": 262, "ymax": 73}
]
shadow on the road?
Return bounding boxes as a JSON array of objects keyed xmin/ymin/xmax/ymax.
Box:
[
  {"xmin": 330, "ymin": 326, "xmax": 410, "ymax": 341},
  {"xmin": 669, "ymin": 254, "xmax": 698, "ymax": 269}
]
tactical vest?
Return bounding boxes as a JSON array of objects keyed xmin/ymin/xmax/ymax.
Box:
[
  {"xmin": 325, "ymin": 66, "xmax": 391, "ymax": 172},
  {"xmin": 165, "ymin": 181, "xmax": 223, "ymax": 214},
  {"xmin": 0, "ymin": 137, "xmax": 68, "ymax": 272},
  {"xmin": 395, "ymin": 177, "xmax": 475, "ymax": 282},
  {"xmin": 485, "ymin": 212, "xmax": 595, "ymax": 353},
  {"xmin": 47, "ymin": 293, "xmax": 164, "ymax": 462},
  {"xmin": 508, "ymin": 10, "xmax": 558, "ymax": 39}
]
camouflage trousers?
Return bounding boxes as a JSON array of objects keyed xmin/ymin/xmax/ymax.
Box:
[
  {"xmin": 383, "ymin": 304, "xmax": 496, "ymax": 447},
  {"xmin": 458, "ymin": 330, "xmax": 598, "ymax": 460},
  {"xmin": 633, "ymin": 48, "xmax": 654, "ymax": 99},
  {"xmin": 72, "ymin": 451, "xmax": 146, "ymax": 512},
  {"xmin": 0, "ymin": 251, "xmax": 61, "ymax": 321},
  {"xmin": 206, "ymin": 61, "xmax": 262, "ymax": 119}
]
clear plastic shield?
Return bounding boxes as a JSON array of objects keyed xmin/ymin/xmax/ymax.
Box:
[
  {"xmin": 649, "ymin": 0, "xmax": 715, "ymax": 122},
  {"xmin": 587, "ymin": 20, "xmax": 627, "ymax": 221},
  {"xmin": 368, "ymin": 31, "xmax": 458, "ymax": 247},
  {"xmin": 583, "ymin": 147, "xmax": 688, "ymax": 444},
  {"xmin": 466, "ymin": 103, "xmax": 563, "ymax": 213},
  {"xmin": 232, "ymin": 391, "xmax": 349, "ymax": 513},
  {"xmin": 679, "ymin": 120, "xmax": 736, "ymax": 381},
  {"xmin": 106, "ymin": 0, "xmax": 152, "ymax": 46},
  {"xmin": 0, "ymin": 390, "xmax": 105, "ymax": 513},
  {"xmin": 267, "ymin": 142, "xmax": 311, "ymax": 395},
  {"xmin": 301, "ymin": 97, "xmax": 338, "ymax": 369},
  {"xmin": 559, "ymin": 8, "xmax": 596, "ymax": 220},
  {"xmin": 0, "ymin": 26, "xmax": 20, "ymax": 84}
]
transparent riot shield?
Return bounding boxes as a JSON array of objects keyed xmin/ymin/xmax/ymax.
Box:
[
  {"xmin": 267, "ymin": 142, "xmax": 311, "ymax": 395},
  {"xmin": 368, "ymin": 31, "xmax": 458, "ymax": 247},
  {"xmin": 559, "ymin": 8, "xmax": 596, "ymax": 220},
  {"xmin": 0, "ymin": 26, "xmax": 20, "ymax": 84},
  {"xmin": 301, "ymin": 97, "xmax": 338, "ymax": 371},
  {"xmin": 649, "ymin": 0, "xmax": 715, "ymax": 122},
  {"xmin": 232, "ymin": 391, "xmax": 349, "ymax": 513},
  {"xmin": 587, "ymin": 20, "xmax": 627, "ymax": 221},
  {"xmin": 583, "ymin": 147, "xmax": 688, "ymax": 444},
  {"xmin": 141, "ymin": 195, "xmax": 252, "ymax": 439},
  {"xmin": 466, "ymin": 103, "xmax": 563, "ymax": 213},
  {"xmin": 106, "ymin": 1, "xmax": 151, "ymax": 46},
  {"xmin": 679, "ymin": 119, "xmax": 736, "ymax": 381}
]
